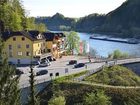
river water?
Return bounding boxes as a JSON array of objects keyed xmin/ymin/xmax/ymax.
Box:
[{"xmin": 78, "ymin": 32, "xmax": 140, "ymax": 57}]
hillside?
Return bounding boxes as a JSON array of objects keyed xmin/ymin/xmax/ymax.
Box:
[
  {"xmin": 35, "ymin": 13, "xmax": 76, "ymax": 31},
  {"xmin": 84, "ymin": 65, "xmax": 140, "ymax": 86},
  {"xmin": 96, "ymin": 0, "xmax": 140, "ymax": 38},
  {"xmin": 36, "ymin": 0, "xmax": 140, "ymax": 38}
]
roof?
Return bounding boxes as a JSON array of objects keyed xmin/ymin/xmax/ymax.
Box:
[
  {"xmin": 43, "ymin": 32, "xmax": 65, "ymax": 41},
  {"xmin": 43, "ymin": 32, "xmax": 56, "ymax": 41},
  {"xmin": 1, "ymin": 30, "xmax": 65, "ymax": 41},
  {"xmin": 1, "ymin": 30, "xmax": 45, "ymax": 41}
]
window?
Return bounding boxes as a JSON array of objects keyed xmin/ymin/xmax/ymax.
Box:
[
  {"xmin": 17, "ymin": 44, "xmax": 21, "ymax": 49},
  {"xmin": 38, "ymin": 44, "xmax": 40, "ymax": 47},
  {"xmin": 9, "ymin": 45, "xmax": 12, "ymax": 50},
  {"xmin": 17, "ymin": 59, "xmax": 20, "ymax": 64},
  {"xmin": 22, "ymin": 37, "xmax": 25, "ymax": 41},
  {"xmin": 26, "ymin": 52, "xmax": 30, "ymax": 56},
  {"xmin": 17, "ymin": 52, "xmax": 22, "ymax": 56},
  {"xmin": 13, "ymin": 37, "xmax": 16, "ymax": 41},
  {"xmin": 26, "ymin": 44, "xmax": 30, "ymax": 48},
  {"xmin": 47, "ymin": 49, "xmax": 51, "ymax": 52},
  {"xmin": 9, "ymin": 52, "xmax": 12, "ymax": 57}
]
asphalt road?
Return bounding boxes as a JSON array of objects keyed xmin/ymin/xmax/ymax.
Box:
[{"xmin": 18, "ymin": 56, "xmax": 105, "ymax": 88}]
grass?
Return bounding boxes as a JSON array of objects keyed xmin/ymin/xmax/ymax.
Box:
[
  {"xmin": 84, "ymin": 65, "xmax": 140, "ymax": 86},
  {"xmin": 54, "ymin": 70, "xmax": 88, "ymax": 83}
]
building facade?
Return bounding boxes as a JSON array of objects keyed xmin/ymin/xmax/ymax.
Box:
[{"xmin": 1, "ymin": 31, "xmax": 66, "ymax": 65}]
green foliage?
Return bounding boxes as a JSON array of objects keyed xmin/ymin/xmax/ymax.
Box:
[
  {"xmin": 35, "ymin": 0, "xmax": 140, "ymax": 38},
  {"xmin": 35, "ymin": 23, "xmax": 47, "ymax": 32},
  {"xmin": 85, "ymin": 65, "xmax": 140, "ymax": 86},
  {"xmin": 108, "ymin": 50, "xmax": 129, "ymax": 59},
  {"xmin": 55, "ymin": 71, "xmax": 88, "ymax": 83},
  {"xmin": 84, "ymin": 91, "xmax": 111, "ymax": 105},
  {"xmin": 0, "ymin": 0, "xmax": 41, "ymax": 32},
  {"xmin": 28, "ymin": 66, "xmax": 40, "ymax": 105},
  {"xmin": 35, "ymin": 13, "xmax": 76, "ymax": 31},
  {"xmin": 65, "ymin": 31, "xmax": 80, "ymax": 54},
  {"xmin": 48, "ymin": 96, "xmax": 66, "ymax": 105},
  {"xmin": 0, "ymin": 37, "xmax": 20, "ymax": 105},
  {"xmin": 59, "ymin": 25, "xmax": 71, "ymax": 31},
  {"xmin": 40, "ymin": 81, "xmax": 140, "ymax": 105}
]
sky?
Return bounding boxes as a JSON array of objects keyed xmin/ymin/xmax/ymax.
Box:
[{"xmin": 22, "ymin": 0, "xmax": 126, "ymax": 18}]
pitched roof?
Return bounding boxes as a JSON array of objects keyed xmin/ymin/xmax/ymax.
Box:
[
  {"xmin": 1, "ymin": 30, "xmax": 45, "ymax": 41},
  {"xmin": 43, "ymin": 32, "xmax": 56, "ymax": 41},
  {"xmin": 1, "ymin": 31, "xmax": 35, "ymax": 41}
]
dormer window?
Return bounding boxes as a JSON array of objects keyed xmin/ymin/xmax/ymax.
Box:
[
  {"xmin": 13, "ymin": 37, "xmax": 16, "ymax": 41},
  {"xmin": 22, "ymin": 37, "xmax": 25, "ymax": 41},
  {"xmin": 37, "ymin": 34, "xmax": 42, "ymax": 39}
]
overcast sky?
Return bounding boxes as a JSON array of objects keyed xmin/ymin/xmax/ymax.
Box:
[{"xmin": 22, "ymin": 0, "xmax": 126, "ymax": 17}]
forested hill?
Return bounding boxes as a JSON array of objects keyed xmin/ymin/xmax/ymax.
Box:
[
  {"xmin": 35, "ymin": 13, "xmax": 76, "ymax": 31},
  {"xmin": 96, "ymin": 0, "xmax": 140, "ymax": 38},
  {"xmin": 35, "ymin": 0, "xmax": 140, "ymax": 38}
]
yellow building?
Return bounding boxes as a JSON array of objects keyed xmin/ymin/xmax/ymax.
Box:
[
  {"xmin": 2, "ymin": 31, "xmax": 46, "ymax": 64},
  {"xmin": 43, "ymin": 32, "xmax": 66, "ymax": 58}
]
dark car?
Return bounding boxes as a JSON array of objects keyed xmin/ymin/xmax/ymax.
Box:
[
  {"xmin": 16, "ymin": 69, "xmax": 24, "ymax": 75},
  {"xmin": 36, "ymin": 70, "xmax": 48, "ymax": 76},
  {"xmin": 47, "ymin": 56, "xmax": 53, "ymax": 62},
  {"xmin": 74, "ymin": 63, "xmax": 85, "ymax": 68},
  {"xmin": 69, "ymin": 60, "xmax": 77, "ymax": 65}
]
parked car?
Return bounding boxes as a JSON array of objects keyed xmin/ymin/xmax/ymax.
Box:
[
  {"xmin": 47, "ymin": 56, "xmax": 56, "ymax": 62},
  {"xmin": 74, "ymin": 63, "xmax": 85, "ymax": 68},
  {"xmin": 69, "ymin": 60, "xmax": 77, "ymax": 65},
  {"xmin": 47, "ymin": 56, "xmax": 53, "ymax": 62},
  {"xmin": 36, "ymin": 70, "xmax": 48, "ymax": 76},
  {"xmin": 16, "ymin": 69, "xmax": 24, "ymax": 75}
]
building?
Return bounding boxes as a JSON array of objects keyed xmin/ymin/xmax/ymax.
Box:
[
  {"xmin": 1, "ymin": 30, "xmax": 66, "ymax": 65},
  {"xmin": 43, "ymin": 32, "xmax": 66, "ymax": 58},
  {"xmin": 2, "ymin": 31, "xmax": 46, "ymax": 64}
]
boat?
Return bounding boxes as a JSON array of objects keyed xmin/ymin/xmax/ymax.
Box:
[{"xmin": 89, "ymin": 36, "xmax": 139, "ymax": 44}]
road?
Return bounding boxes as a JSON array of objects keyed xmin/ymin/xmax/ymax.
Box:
[
  {"xmin": 18, "ymin": 56, "xmax": 104, "ymax": 88},
  {"xmin": 18, "ymin": 56, "xmax": 140, "ymax": 88}
]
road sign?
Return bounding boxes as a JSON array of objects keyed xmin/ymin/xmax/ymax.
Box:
[{"xmin": 65, "ymin": 68, "xmax": 68, "ymax": 73}]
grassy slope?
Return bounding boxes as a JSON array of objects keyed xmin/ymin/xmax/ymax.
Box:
[
  {"xmin": 40, "ymin": 82, "xmax": 140, "ymax": 105},
  {"xmin": 84, "ymin": 65, "xmax": 140, "ymax": 86}
]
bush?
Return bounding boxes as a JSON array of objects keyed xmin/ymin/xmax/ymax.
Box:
[
  {"xmin": 48, "ymin": 96, "xmax": 66, "ymax": 105},
  {"xmin": 108, "ymin": 50, "xmax": 129, "ymax": 59},
  {"xmin": 84, "ymin": 66, "xmax": 140, "ymax": 86}
]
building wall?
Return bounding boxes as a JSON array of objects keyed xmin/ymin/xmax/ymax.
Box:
[
  {"xmin": 4, "ymin": 36, "xmax": 33, "ymax": 63},
  {"xmin": 33, "ymin": 40, "xmax": 46, "ymax": 56},
  {"xmin": 46, "ymin": 41, "xmax": 59, "ymax": 58}
]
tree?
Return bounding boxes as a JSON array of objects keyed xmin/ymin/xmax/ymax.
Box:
[
  {"xmin": 0, "ymin": 0, "xmax": 36, "ymax": 31},
  {"xmin": 28, "ymin": 66, "xmax": 40, "ymax": 105},
  {"xmin": 84, "ymin": 91, "xmax": 111, "ymax": 105},
  {"xmin": 65, "ymin": 31, "xmax": 80, "ymax": 54},
  {"xmin": 35, "ymin": 23, "xmax": 47, "ymax": 32},
  {"xmin": 48, "ymin": 96, "xmax": 66, "ymax": 105},
  {"xmin": 108, "ymin": 50, "xmax": 129, "ymax": 59},
  {"xmin": 0, "ymin": 37, "xmax": 21, "ymax": 105}
]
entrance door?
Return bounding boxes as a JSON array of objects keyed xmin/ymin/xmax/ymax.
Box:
[{"xmin": 17, "ymin": 59, "xmax": 20, "ymax": 65}]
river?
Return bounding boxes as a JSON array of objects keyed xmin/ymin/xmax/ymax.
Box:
[{"xmin": 78, "ymin": 32, "xmax": 140, "ymax": 57}]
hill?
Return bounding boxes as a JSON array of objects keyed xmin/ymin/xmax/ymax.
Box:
[
  {"xmin": 35, "ymin": 0, "xmax": 140, "ymax": 38},
  {"xmin": 84, "ymin": 65, "xmax": 140, "ymax": 86},
  {"xmin": 35, "ymin": 13, "xmax": 76, "ymax": 31},
  {"xmin": 95, "ymin": 0, "xmax": 140, "ymax": 38}
]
